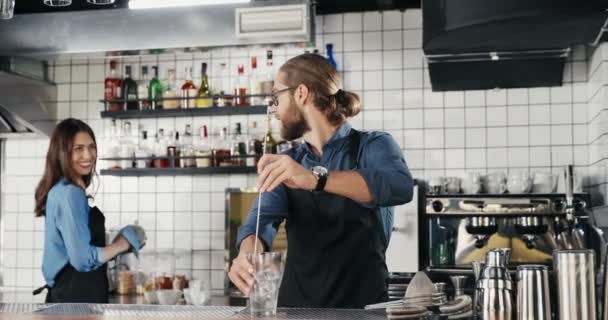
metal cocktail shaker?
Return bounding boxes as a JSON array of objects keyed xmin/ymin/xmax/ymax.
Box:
[
  {"xmin": 475, "ymin": 248, "xmax": 513, "ymax": 320},
  {"xmin": 516, "ymin": 265, "xmax": 551, "ymax": 320},
  {"xmin": 554, "ymin": 249, "xmax": 596, "ymax": 320}
]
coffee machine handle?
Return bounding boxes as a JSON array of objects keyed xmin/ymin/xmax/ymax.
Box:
[{"xmin": 564, "ymin": 165, "xmax": 574, "ymax": 209}]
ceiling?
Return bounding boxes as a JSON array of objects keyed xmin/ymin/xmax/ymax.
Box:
[{"xmin": 14, "ymin": 0, "xmax": 420, "ymax": 15}]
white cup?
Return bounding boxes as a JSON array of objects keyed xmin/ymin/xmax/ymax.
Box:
[{"xmin": 532, "ymin": 171, "xmax": 556, "ymax": 193}]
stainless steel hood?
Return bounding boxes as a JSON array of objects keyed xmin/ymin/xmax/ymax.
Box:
[
  {"xmin": 0, "ymin": 0, "xmax": 313, "ymax": 56},
  {"xmin": 0, "ymin": 57, "xmax": 57, "ymax": 138}
]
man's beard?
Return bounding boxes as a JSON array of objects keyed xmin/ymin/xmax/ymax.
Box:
[{"xmin": 280, "ymin": 100, "xmax": 310, "ymax": 141}]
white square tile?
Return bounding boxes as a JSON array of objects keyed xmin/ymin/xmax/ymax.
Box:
[
  {"xmin": 403, "ymin": 49, "xmax": 424, "ymax": 69},
  {"xmin": 424, "ymin": 109, "xmax": 444, "ymax": 128},
  {"xmin": 343, "ymin": 52, "xmax": 363, "ymax": 71},
  {"xmin": 18, "ymin": 194, "xmax": 34, "ymax": 213},
  {"xmin": 404, "ymin": 69, "xmax": 423, "ymax": 89},
  {"xmin": 572, "ymin": 62, "xmax": 587, "ymax": 82},
  {"xmin": 71, "ymin": 83, "xmax": 88, "ymax": 101},
  {"xmin": 404, "ymin": 130, "xmax": 424, "ymax": 149},
  {"xmin": 173, "ymin": 176, "xmax": 192, "ymax": 193},
  {"xmin": 573, "ymin": 145, "xmax": 588, "ymax": 166},
  {"xmin": 192, "ymin": 211, "xmax": 210, "ymax": 231},
  {"xmin": 404, "ymin": 109, "xmax": 423, "ymax": 129},
  {"xmin": 508, "ymin": 127, "xmax": 529, "ymax": 147},
  {"xmin": 343, "ymin": 71, "xmax": 363, "ymax": 91},
  {"xmin": 54, "ymin": 65, "xmax": 71, "ymax": 83},
  {"xmin": 383, "ymin": 50, "xmax": 402, "ymax": 69},
  {"xmin": 344, "ymin": 13, "xmax": 363, "ymax": 32},
  {"xmin": 465, "ymin": 91, "xmax": 485, "ymax": 107},
  {"xmin": 551, "ymin": 146, "xmax": 574, "ymax": 166},
  {"xmin": 403, "ymin": 29, "xmax": 422, "ymax": 49},
  {"xmin": 424, "ymin": 91, "xmax": 444, "ymax": 108},
  {"xmin": 383, "ymin": 31, "xmax": 403, "ymax": 50},
  {"xmin": 383, "ymin": 90, "xmax": 403, "ymax": 109},
  {"xmin": 466, "ymin": 128, "xmax": 486, "ymax": 147},
  {"xmin": 363, "ymin": 32, "xmax": 382, "ymax": 51},
  {"xmin": 550, "ymin": 104, "xmax": 572, "ymax": 125},
  {"xmin": 57, "ymin": 84, "xmax": 70, "ymax": 102},
  {"xmin": 157, "ymin": 193, "xmax": 174, "ymax": 212},
  {"xmin": 18, "ymin": 231, "xmax": 34, "ymax": 249},
  {"xmin": 175, "ymin": 231, "xmax": 193, "ymax": 250},
  {"xmin": 530, "ymin": 147, "xmax": 551, "ymax": 167},
  {"xmin": 487, "ymin": 148, "xmax": 508, "ymax": 168},
  {"xmin": 465, "ymin": 107, "xmax": 486, "ymax": 127},
  {"xmin": 18, "ymin": 214, "xmax": 34, "ymax": 231},
  {"xmin": 487, "ymin": 127, "xmax": 507, "ymax": 147},
  {"xmin": 156, "ymin": 176, "xmax": 175, "ymax": 193},
  {"xmin": 529, "ymin": 88, "xmax": 550, "ymax": 104},
  {"xmin": 424, "ymin": 129, "xmax": 444, "ymax": 149},
  {"xmin": 343, "ymin": 33, "xmax": 363, "ymax": 51},
  {"xmin": 363, "ymin": 11, "xmax": 382, "ymax": 31},
  {"xmin": 445, "ymin": 149, "xmax": 465, "ymax": 169},
  {"xmin": 507, "ymin": 88, "xmax": 528, "ymax": 105},
  {"xmin": 507, "ymin": 106, "xmax": 528, "ymax": 126},
  {"xmin": 323, "ymin": 33, "xmax": 343, "ymax": 52},
  {"xmin": 363, "ymin": 51, "xmax": 382, "ymax": 70},
  {"xmin": 364, "ymin": 110, "xmax": 383, "ymax": 129},
  {"xmin": 156, "ymin": 231, "xmax": 174, "ymax": 248},
  {"xmin": 3, "ymin": 213, "xmax": 17, "ymax": 230},
  {"xmin": 210, "ymin": 176, "xmax": 230, "ymax": 191},
  {"xmin": 551, "ymin": 125, "xmax": 573, "ymax": 145},
  {"xmin": 362, "ymin": 90, "xmax": 382, "ymax": 110},
  {"xmin": 572, "ymin": 83, "xmax": 587, "ymax": 103},
  {"xmin": 383, "ymin": 10, "xmax": 402, "ymax": 29},
  {"xmin": 486, "ymin": 89, "xmax": 506, "ymax": 106},
  {"xmin": 88, "ymin": 63, "xmax": 105, "ymax": 82},
  {"xmin": 530, "ymin": 126, "xmax": 551, "ymax": 146},
  {"xmin": 383, "ymin": 110, "xmax": 403, "ymax": 129},
  {"xmin": 445, "ymin": 129, "xmax": 465, "ymax": 148},
  {"xmin": 211, "ymin": 211, "xmax": 225, "ymax": 230},
  {"xmin": 383, "ymin": 70, "xmax": 403, "ymax": 90},
  {"xmin": 529, "ymin": 105, "xmax": 551, "ymax": 125},
  {"xmin": 175, "ymin": 193, "xmax": 193, "ymax": 211},
  {"xmin": 404, "ymin": 89, "xmax": 423, "ymax": 108},
  {"xmin": 487, "ymin": 107, "xmax": 507, "ymax": 126},
  {"xmin": 403, "ymin": 9, "xmax": 422, "ymax": 29},
  {"xmin": 71, "ymin": 64, "xmax": 87, "ymax": 83},
  {"xmin": 405, "ymin": 150, "xmax": 424, "ymax": 169},
  {"xmin": 137, "ymin": 177, "xmax": 156, "ymax": 193},
  {"xmin": 323, "ymin": 14, "xmax": 343, "ymax": 33},
  {"xmin": 363, "ymin": 71, "xmax": 382, "ymax": 90},
  {"xmin": 193, "ymin": 177, "xmax": 211, "ymax": 192},
  {"xmin": 119, "ymin": 177, "xmax": 138, "ymax": 193},
  {"xmin": 444, "ymin": 92, "xmax": 464, "ymax": 108},
  {"xmin": 508, "ymin": 147, "xmax": 529, "ymax": 167},
  {"xmin": 573, "ymin": 124, "xmax": 587, "ymax": 145},
  {"xmin": 550, "ymin": 86, "xmax": 572, "ymax": 103},
  {"xmin": 424, "ymin": 149, "xmax": 445, "ymax": 169},
  {"xmin": 444, "ymin": 109, "xmax": 465, "ymax": 128}
]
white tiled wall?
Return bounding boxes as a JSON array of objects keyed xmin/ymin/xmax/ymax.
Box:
[
  {"xmin": 587, "ymin": 44, "xmax": 608, "ymax": 206},
  {"xmin": 0, "ymin": 9, "xmax": 602, "ymax": 298}
]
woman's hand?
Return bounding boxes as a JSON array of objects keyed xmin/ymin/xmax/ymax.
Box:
[{"xmin": 257, "ymin": 154, "xmax": 317, "ymax": 192}]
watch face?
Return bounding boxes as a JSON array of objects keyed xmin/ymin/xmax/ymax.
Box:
[{"xmin": 313, "ymin": 166, "xmax": 328, "ymax": 175}]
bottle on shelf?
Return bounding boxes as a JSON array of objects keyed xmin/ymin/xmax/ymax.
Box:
[
  {"xmin": 180, "ymin": 124, "xmax": 197, "ymax": 168},
  {"xmin": 138, "ymin": 66, "xmax": 151, "ymax": 110},
  {"xmin": 261, "ymin": 50, "xmax": 275, "ymax": 105},
  {"xmin": 154, "ymin": 128, "xmax": 170, "ymax": 168},
  {"xmin": 163, "ymin": 69, "xmax": 181, "ymax": 109},
  {"xmin": 135, "ymin": 130, "xmax": 151, "ymax": 169},
  {"xmin": 247, "ymin": 120, "xmax": 263, "ymax": 166},
  {"xmin": 167, "ymin": 131, "xmax": 180, "ymax": 168},
  {"xmin": 149, "ymin": 66, "xmax": 163, "ymax": 110},
  {"xmin": 264, "ymin": 114, "xmax": 277, "ymax": 154},
  {"xmin": 105, "ymin": 119, "xmax": 122, "ymax": 169},
  {"xmin": 230, "ymin": 123, "xmax": 247, "ymax": 167},
  {"xmin": 250, "ymin": 56, "xmax": 263, "ymax": 106},
  {"xmin": 212, "ymin": 127, "xmax": 231, "ymax": 167},
  {"xmin": 195, "ymin": 62, "xmax": 212, "ymax": 108},
  {"xmin": 235, "ymin": 64, "xmax": 249, "ymax": 106},
  {"xmin": 105, "ymin": 60, "xmax": 122, "ymax": 112},
  {"xmin": 195, "ymin": 125, "xmax": 212, "ymax": 168},
  {"xmin": 122, "ymin": 65, "xmax": 139, "ymax": 111},
  {"xmin": 181, "ymin": 67, "xmax": 197, "ymax": 109},
  {"xmin": 219, "ymin": 63, "xmax": 233, "ymax": 107},
  {"xmin": 326, "ymin": 43, "xmax": 338, "ymax": 71},
  {"xmin": 120, "ymin": 121, "xmax": 136, "ymax": 169}
]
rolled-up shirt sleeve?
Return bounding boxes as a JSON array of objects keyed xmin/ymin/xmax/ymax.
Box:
[
  {"xmin": 236, "ymin": 184, "xmax": 288, "ymax": 252},
  {"xmin": 357, "ymin": 132, "xmax": 414, "ymax": 207},
  {"xmin": 54, "ymin": 185, "xmax": 105, "ymax": 272}
]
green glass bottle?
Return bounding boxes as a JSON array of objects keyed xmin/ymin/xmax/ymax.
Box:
[{"xmin": 149, "ymin": 66, "xmax": 163, "ymax": 110}]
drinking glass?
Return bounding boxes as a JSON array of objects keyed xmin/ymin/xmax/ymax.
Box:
[{"xmin": 248, "ymin": 252, "xmax": 284, "ymax": 317}]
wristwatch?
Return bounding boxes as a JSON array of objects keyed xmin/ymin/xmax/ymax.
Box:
[{"xmin": 312, "ymin": 166, "xmax": 328, "ymax": 191}]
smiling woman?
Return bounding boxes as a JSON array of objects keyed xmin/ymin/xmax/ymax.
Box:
[{"xmin": 32, "ymin": 118, "xmax": 147, "ymax": 303}]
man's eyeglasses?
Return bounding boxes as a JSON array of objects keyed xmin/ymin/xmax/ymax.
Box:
[{"xmin": 269, "ymin": 87, "xmax": 295, "ymax": 107}]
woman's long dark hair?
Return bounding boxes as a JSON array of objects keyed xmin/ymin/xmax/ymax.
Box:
[{"xmin": 34, "ymin": 118, "xmax": 97, "ymax": 217}]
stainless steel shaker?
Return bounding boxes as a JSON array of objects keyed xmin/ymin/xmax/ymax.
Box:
[
  {"xmin": 516, "ymin": 265, "xmax": 551, "ymax": 320},
  {"xmin": 554, "ymin": 249, "xmax": 596, "ymax": 320},
  {"xmin": 475, "ymin": 248, "xmax": 514, "ymax": 320},
  {"xmin": 603, "ymin": 244, "xmax": 608, "ymax": 320}
]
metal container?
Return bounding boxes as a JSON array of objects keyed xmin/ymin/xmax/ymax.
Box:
[
  {"xmin": 516, "ymin": 265, "xmax": 551, "ymax": 320},
  {"xmin": 554, "ymin": 249, "xmax": 596, "ymax": 320},
  {"xmin": 475, "ymin": 248, "xmax": 514, "ymax": 320},
  {"xmin": 603, "ymin": 244, "xmax": 608, "ymax": 320}
]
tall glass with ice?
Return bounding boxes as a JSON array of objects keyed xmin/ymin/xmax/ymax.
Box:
[{"xmin": 248, "ymin": 252, "xmax": 284, "ymax": 317}]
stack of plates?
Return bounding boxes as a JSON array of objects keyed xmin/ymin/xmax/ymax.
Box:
[
  {"xmin": 439, "ymin": 295, "xmax": 473, "ymax": 319},
  {"xmin": 385, "ymin": 305, "xmax": 431, "ymax": 320},
  {"xmin": 387, "ymin": 283, "xmax": 408, "ymax": 301}
]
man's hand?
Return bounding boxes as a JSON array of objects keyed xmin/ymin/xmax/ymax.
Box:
[
  {"xmin": 257, "ymin": 154, "xmax": 317, "ymax": 192},
  {"xmin": 228, "ymin": 253, "xmax": 255, "ymax": 296}
]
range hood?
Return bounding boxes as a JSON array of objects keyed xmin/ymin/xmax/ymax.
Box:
[
  {"xmin": 423, "ymin": 0, "xmax": 608, "ymax": 91},
  {"xmin": 0, "ymin": 57, "xmax": 57, "ymax": 138},
  {"xmin": 0, "ymin": 0, "xmax": 312, "ymax": 56}
]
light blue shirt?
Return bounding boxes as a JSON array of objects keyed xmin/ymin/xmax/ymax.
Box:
[
  {"xmin": 41, "ymin": 179, "xmax": 104, "ymax": 287},
  {"xmin": 236, "ymin": 122, "xmax": 414, "ymax": 251}
]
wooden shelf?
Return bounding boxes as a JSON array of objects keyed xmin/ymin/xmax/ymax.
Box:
[
  {"xmin": 99, "ymin": 166, "xmax": 257, "ymax": 176},
  {"xmin": 100, "ymin": 105, "xmax": 269, "ymax": 119}
]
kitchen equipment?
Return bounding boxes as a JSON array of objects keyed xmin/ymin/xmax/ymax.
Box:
[
  {"xmin": 364, "ymin": 271, "xmax": 447, "ymax": 310},
  {"xmin": 484, "ymin": 172, "xmax": 508, "ymax": 194},
  {"xmin": 532, "ymin": 171, "xmax": 557, "ymax": 194},
  {"xmin": 516, "ymin": 265, "xmax": 551, "ymax": 320},
  {"xmin": 514, "ymin": 216, "xmax": 548, "ymax": 249},
  {"xmin": 554, "ymin": 249, "xmax": 597, "ymax": 320},
  {"xmin": 429, "ymin": 176, "xmax": 446, "ymax": 195},
  {"xmin": 603, "ymin": 243, "xmax": 608, "ymax": 320},
  {"xmin": 0, "ymin": 0, "xmax": 13, "ymax": 19},
  {"xmin": 462, "ymin": 172, "xmax": 483, "ymax": 194},
  {"xmin": 507, "ymin": 171, "xmax": 532, "ymax": 194},
  {"xmin": 465, "ymin": 216, "xmax": 498, "ymax": 248},
  {"xmin": 475, "ymin": 248, "xmax": 513, "ymax": 320},
  {"xmin": 445, "ymin": 177, "xmax": 461, "ymax": 194},
  {"xmin": 450, "ymin": 275, "xmax": 468, "ymax": 297}
]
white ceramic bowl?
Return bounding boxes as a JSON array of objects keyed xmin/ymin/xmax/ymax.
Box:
[
  {"xmin": 183, "ymin": 288, "xmax": 193, "ymax": 305},
  {"xmin": 143, "ymin": 291, "xmax": 158, "ymax": 304},
  {"xmin": 157, "ymin": 289, "xmax": 181, "ymax": 305}
]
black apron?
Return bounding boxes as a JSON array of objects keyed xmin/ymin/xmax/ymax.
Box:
[
  {"xmin": 277, "ymin": 130, "xmax": 389, "ymax": 309},
  {"xmin": 34, "ymin": 206, "xmax": 109, "ymax": 303}
]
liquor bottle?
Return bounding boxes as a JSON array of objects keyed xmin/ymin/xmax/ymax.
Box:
[
  {"xmin": 195, "ymin": 125, "xmax": 212, "ymax": 168},
  {"xmin": 195, "ymin": 62, "xmax": 212, "ymax": 108},
  {"xmin": 135, "ymin": 130, "xmax": 150, "ymax": 169},
  {"xmin": 105, "ymin": 60, "xmax": 122, "ymax": 112},
  {"xmin": 264, "ymin": 114, "xmax": 277, "ymax": 154},
  {"xmin": 163, "ymin": 69, "xmax": 180, "ymax": 109},
  {"xmin": 261, "ymin": 50, "xmax": 275, "ymax": 105},
  {"xmin": 138, "ymin": 66, "xmax": 150, "ymax": 110},
  {"xmin": 235, "ymin": 65, "xmax": 249, "ymax": 106},
  {"xmin": 122, "ymin": 65, "xmax": 139, "ymax": 110},
  {"xmin": 120, "ymin": 121, "xmax": 136, "ymax": 169},
  {"xmin": 326, "ymin": 43, "xmax": 338, "ymax": 70},
  {"xmin": 213, "ymin": 127, "xmax": 231, "ymax": 167},
  {"xmin": 246, "ymin": 121, "xmax": 263, "ymax": 167},
  {"xmin": 230, "ymin": 123, "xmax": 247, "ymax": 167},
  {"xmin": 105, "ymin": 119, "xmax": 121, "ymax": 169},
  {"xmin": 149, "ymin": 66, "xmax": 163, "ymax": 110},
  {"xmin": 220, "ymin": 63, "xmax": 233, "ymax": 107},
  {"xmin": 167, "ymin": 131, "xmax": 180, "ymax": 168},
  {"xmin": 250, "ymin": 56, "xmax": 263, "ymax": 106},
  {"xmin": 154, "ymin": 128, "xmax": 170, "ymax": 168},
  {"xmin": 181, "ymin": 67, "xmax": 197, "ymax": 109},
  {"xmin": 180, "ymin": 124, "xmax": 196, "ymax": 168}
]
